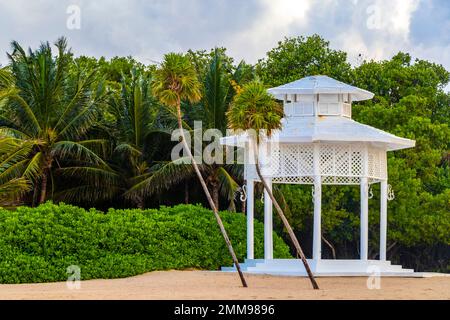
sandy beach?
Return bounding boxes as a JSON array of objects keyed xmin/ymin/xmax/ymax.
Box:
[{"xmin": 0, "ymin": 271, "xmax": 448, "ymax": 300}]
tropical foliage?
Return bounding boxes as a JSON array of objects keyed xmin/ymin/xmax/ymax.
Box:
[
  {"xmin": 0, "ymin": 38, "xmax": 110, "ymax": 206},
  {"xmin": 0, "ymin": 202, "xmax": 291, "ymax": 284}
]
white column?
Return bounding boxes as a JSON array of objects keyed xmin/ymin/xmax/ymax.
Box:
[
  {"xmin": 313, "ymin": 176, "xmax": 322, "ymax": 260},
  {"xmin": 264, "ymin": 179, "xmax": 273, "ymax": 260},
  {"xmin": 246, "ymin": 179, "xmax": 254, "ymax": 260},
  {"xmin": 360, "ymin": 177, "xmax": 369, "ymax": 261},
  {"xmin": 380, "ymin": 180, "xmax": 388, "ymax": 261},
  {"xmin": 312, "ymin": 144, "xmax": 322, "ymax": 260}
]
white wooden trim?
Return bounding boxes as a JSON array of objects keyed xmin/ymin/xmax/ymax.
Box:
[
  {"xmin": 360, "ymin": 177, "xmax": 369, "ymax": 261},
  {"xmin": 246, "ymin": 180, "xmax": 254, "ymax": 260},
  {"xmin": 264, "ymin": 179, "xmax": 273, "ymax": 260},
  {"xmin": 380, "ymin": 180, "xmax": 388, "ymax": 261}
]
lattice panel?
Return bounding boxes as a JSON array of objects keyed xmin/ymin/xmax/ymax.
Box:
[
  {"xmin": 351, "ymin": 149, "xmax": 363, "ymax": 177},
  {"xmin": 252, "ymin": 143, "xmax": 387, "ymax": 185},
  {"xmin": 273, "ymin": 176, "xmax": 315, "ymax": 184},
  {"xmin": 320, "ymin": 145, "xmax": 335, "ymax": 175},
  {"xmin": 367, "ymin": 147, "xmax": 387, "ymax": 179}
]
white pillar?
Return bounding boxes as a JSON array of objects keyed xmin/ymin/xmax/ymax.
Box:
[
  {"xmin": 312, "ymin": 144, "xmax": 322, "ymax": 260},
  {"xmin": 246, "ymin": 180, "xmax": 254, "ymax": 260},
  {"xmin": 380, "ymin": 180, "xmax": 388, "ymax": 261},
  {"xmin": 360, "ymin": 177, "xmax": 369, "ymax": 261},
  {"xmin": 264, "ymin": 179, "xmax": 273, "ymax": 260},
  {"xmin": 313, "ymin": 176, "xmax": 322, "ymax": 260}
]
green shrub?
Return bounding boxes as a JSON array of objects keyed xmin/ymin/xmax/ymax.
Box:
[{"xmin": 0, "ymin": 202, "xmax": 292, "ymax": 284}]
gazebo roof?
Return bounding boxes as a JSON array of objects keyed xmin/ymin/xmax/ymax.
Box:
[
  {"xmin": 221, "ymin": 116, "xmax": 415, "ymax": 151},
  {"xmin": 267, "ymin": 75, "xmax": 374, "ymax": 101}
]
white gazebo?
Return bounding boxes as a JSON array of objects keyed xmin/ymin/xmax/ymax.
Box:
[{"xmin": 221, "ymin": 75, "xmax": 417, "ymax": 276}]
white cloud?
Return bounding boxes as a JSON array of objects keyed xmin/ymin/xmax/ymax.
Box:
[
  {"xmin": 0, "ymin": 0, "xmax": 448, "ymax": 93},
  {"xmin": 222, "ymin": 0, "xmax": 313, "ymax": 63}
]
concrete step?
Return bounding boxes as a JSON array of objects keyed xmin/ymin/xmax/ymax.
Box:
[{"xmin": 221, "ymin": 259, "xmax": 416, "ymax": 275}]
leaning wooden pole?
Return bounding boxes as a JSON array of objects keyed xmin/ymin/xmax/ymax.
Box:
[
  {"xmin": 254, "ymin": 149, "xmax": 319, "ymax": 290},
  {"xmin": 176, "ymin": 103, "xmax": 248, "ymax": 288}
]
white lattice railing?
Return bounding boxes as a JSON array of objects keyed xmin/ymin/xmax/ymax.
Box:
[{"xmin": 253, "ymin": 143, "xmax": 387, "ymax": 185}]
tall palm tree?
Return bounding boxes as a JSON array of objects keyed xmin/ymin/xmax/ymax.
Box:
[
  {"xmin": 111, "ymin": 69, "xmax": 193, "ymax": 208},
  {"xmin": 132, "ymin": 50, "xmax": 253, "ymax": 211},
  {"xmin": 0, "ymin": 38, "xmax": 111, "ymax": 205},
  {"xmin": 60, "ymin": 68, "xmax": 194, "ymax": 208},
  {"xmin": 109, "ymin": 69, "xmax": 157, "ymax": 208},
  {"xmin": 227, "ymin": 80, "xmax": 319, "ymax": 289},
  {"xmin": 151, "ymin": 53, "xmax": 247, "ymax": 287}
]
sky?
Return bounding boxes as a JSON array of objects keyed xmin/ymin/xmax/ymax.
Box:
[{"xmin": 0, "ymin": 0, "xmax": 449, "ymax": 89}]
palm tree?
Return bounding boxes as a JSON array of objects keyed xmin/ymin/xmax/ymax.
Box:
[
  {"xmin": 61, "ymin": 68, "xmax": 195, "ymax": 208},
  {"xmin": 0, "ymin": 38, "xmax": 111, "ymax": 205},
  {"xmin": 111, "ymin": 69, "xmax": 193, "ymax": 208},
  {"xmin": 227, "ymin": 80, "xmax": 319, "ymax": 289},
  {"xmin": 133, "ymin": 50, "xmax": 253, "ymax": 211},
  {"xmin": 199, "ymin": 50, "xmax": 256, "ymax": 210},
  {"xmin": 151, "ymin": 52, "xmax": 248, "ymax": 287},
  {"xmin": 109, "ymin": 69, "xmax": 158, "ymax": 208}
]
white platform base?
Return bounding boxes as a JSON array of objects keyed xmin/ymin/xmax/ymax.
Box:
[{"xmin": 222, "ymin": 259, "xmax": 421, "ymax": 277}]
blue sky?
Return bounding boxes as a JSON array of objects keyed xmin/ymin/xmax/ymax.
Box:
[{"xmin": 0, "ymin": 0, "xmax": 449, "ymax": 89}]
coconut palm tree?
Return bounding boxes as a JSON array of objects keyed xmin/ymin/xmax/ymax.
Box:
[
  {"xmin": 132, "ymin": 50, "xmax": 252, "ymax": 211},
  {"xmin": 227, "ymin": 80, "xmax": 319, "ymax": 289},
  {"xmin": 58, "ymin": 68, "xmax": 194, "ymax": 208},
  {"xmin": 110, "ymin": 69, "xmax": 193, "ymax": 208},
  {"xmin": 0, "ymin": 38, "xmax": 111, "ymax": 205},
  {"xmin": 109, "ymin": 69, "xmax": 158, "ymax": 208},
  {"xmin": 197, "ymin": 50, "xmax": 254, "ymax": 210},
  {"xmin": 151, "ymin": 52, "xmax": 247, "ymax": 287}
]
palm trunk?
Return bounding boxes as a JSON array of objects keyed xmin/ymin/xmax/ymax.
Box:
[
  {"xmin": 253, "ymin": 147, "xmax": 319, "ymax": 290},
  {"xmin": 184, "ymin": 181, "xmax": 189, "ymax": 204},
  {"xmin": 175, "ymin": 102, "xmax": 247, "ymax": 288},
  {"xmin": 136, "ymin": 196, "xmax": 145, "ymax": 210},
  {"xmin": 211, "ymin": 180, "xmax": 220, "ymax": 211},
  {"xmin": 322, "ymin": 235, "xmax": 336, "ymax": 259},
  {"xmin": 39, "ymin": 172, "xmax": 48, "ymax": 204},
  {"xmin": 32, "ymin": 184, "xmax": 39, "ymax": 207}
]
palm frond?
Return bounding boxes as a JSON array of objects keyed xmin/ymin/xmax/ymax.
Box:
[
  {"xmin": 204, "ymin": 49, "xmax": 230, "ymax": 133},
  {"xmin": 78, "ymin": 139, "xmax": 110, "ymax": 158},
  {"xmin": 114, "ymin": 143, "xmax": 142, "ymax": 159},
  {"xmin": 124, "ymin": 157, "xmax": 194, "ymax": 200},
  {"xmin": 22, "ymin": 151, "xmax": 44, "ymax": 182},
  {"xmin": 57, "ymin": 166, "xmax": 120, "ymax": 188},
  {"xmin": 0, "ymin": 177, "xmax": 31, "ymax": 206},
  {"xmin": 51, "ymin": 141, "xmax": 108, "ymax": 166},
  {"xmin": 54, "ymin": 185, "xmax": 122, "ymax": 204},
  {"xmin": 217, "ymin": 166, "xmax": 240, "ymax": 203}
]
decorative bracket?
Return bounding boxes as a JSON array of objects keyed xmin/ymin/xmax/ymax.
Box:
[
  {"xmin": 387, "ymin": 184, "xmax": 395, "ymax": 201},
  {"xmin": 368, "ymin": 185, "xmax": 374, "ymax": 199},
  {"xmin": 239, "ymin": 185, "xmax": 247, "ymax": 202}
]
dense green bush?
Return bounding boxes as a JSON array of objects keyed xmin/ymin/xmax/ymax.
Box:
[{"xmin": 0, "ymin": 202, "xmax": 291, "ymax": 284}]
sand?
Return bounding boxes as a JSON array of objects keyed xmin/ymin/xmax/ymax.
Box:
[{"xmin": 0, "ymin": 271, "xmax": 448, "ymax": 300}]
